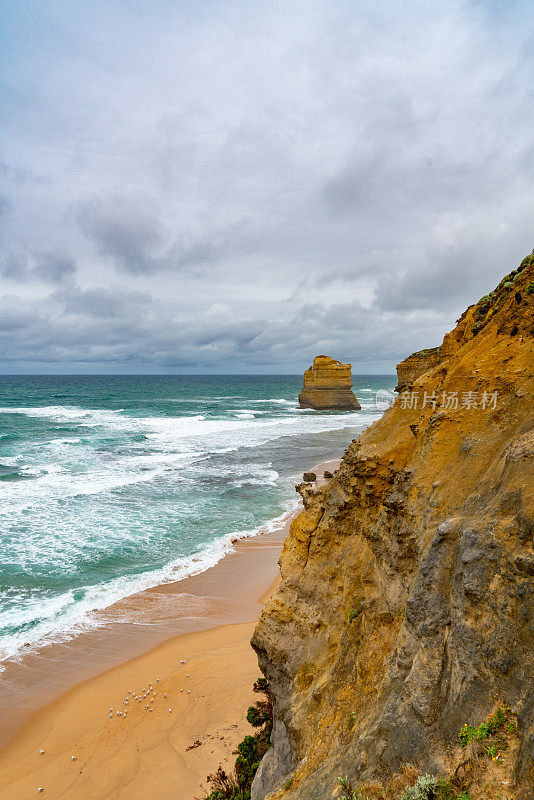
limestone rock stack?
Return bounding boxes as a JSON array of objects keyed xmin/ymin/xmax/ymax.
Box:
[{"xmin": 298, "ymin": 355, "xmax": 361, "ymax": 410}]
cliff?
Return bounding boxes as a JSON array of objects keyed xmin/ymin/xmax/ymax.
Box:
[
  {"xmin": 252, "ymin": 256, "xmax": 534, "ymax": 800},
  {"xmin": 395, "ymin": 347, "xmax": 441, "ymax": 393},
  {"xmin": 299, "ymin": 356, "xmax": 361, "ymax": 410}
]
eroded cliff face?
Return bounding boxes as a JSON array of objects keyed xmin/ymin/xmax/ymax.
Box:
[
  {"xmin": 395, "ymin": 347, "xmax": 441, "ymax": 393},
  {"xmin": 252, "ymin": 258, "xmax": 534, "ymax": 799}
]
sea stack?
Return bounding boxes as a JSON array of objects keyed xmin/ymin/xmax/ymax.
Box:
[{"xmin": 298, "ymin": 355, "xmax": 361, "ymax": 410}]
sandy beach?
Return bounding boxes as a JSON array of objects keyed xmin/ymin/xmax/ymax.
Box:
[
  {"xmin": 0, "ymin": 622, "xmax": 261, "ymax": 800},
  {"xmin": 0, "ymin": 460, "xmax": 339, "ymax": 800}
]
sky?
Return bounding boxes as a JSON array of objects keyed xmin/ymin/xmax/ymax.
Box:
[{"xmin": 1, "ymin": 0, "xmax": 533, "ymax": 374}]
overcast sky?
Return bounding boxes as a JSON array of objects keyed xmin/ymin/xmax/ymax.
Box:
[{"xmin": 1, "ymin": 0, "xmax": 533, "ymax": 374}]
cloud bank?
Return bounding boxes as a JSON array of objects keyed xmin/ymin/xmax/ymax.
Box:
[{"xmin": 1, "ymin": 0, "xmax": 533, "ymax": 373}]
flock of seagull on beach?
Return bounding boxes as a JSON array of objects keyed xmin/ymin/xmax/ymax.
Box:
[{"xmin": 36, "ymin": 658, "xmax": 190, "ymax": 793}]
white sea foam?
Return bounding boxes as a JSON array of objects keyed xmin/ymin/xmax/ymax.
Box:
[
  {"xmin": 0, "ymin": 405, "xmax": 125, "ymax": 422},
  {"xmin": 250, "ymin": 398, "xmax": 295, "ymax": 405},
  {"xmin": 0, "ymin": 389, "xmax": 391, "ymax": 670},
  {"xmin": 0, "ymin": 496, "xmax": 300, "ymax": 669}
]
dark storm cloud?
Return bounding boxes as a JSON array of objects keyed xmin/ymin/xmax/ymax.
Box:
[
  {"xmin": 54, "ymin": 284, "xmax": 151, "ymax": 319},
  {"xmin": 0, "ymin": 251, "xmax": 28, "ymax": 282},
  {"xmin": 34, "ymin": 253, "xmax": 77, "ymax": 283},
  {"xmin": 1, "ymin": 0, "xmax": 534, "ymax": 372},
  {"xmin": 77, "ymin": 196, "xmax": 164, "ymax": 275},
  {"xmin": 0, "ymin": 251, "xmax": 77, "ymax": 284}
]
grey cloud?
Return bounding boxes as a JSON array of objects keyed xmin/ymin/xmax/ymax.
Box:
[
  {"xmin": 0, "ymin": 251, "xmax": 29, "ymax": 282},
  {"xmin": 0, "ymin": 251, "xmax": 77, "ymax": 284},
  {"xmin": 1, "ymin": 0, "xmax": 534, "ymax": 372},
  {"xmin": 0, "ymin": 294, "xmax": 39, "ymax": 331},
  {"xmin": 77, "ymin": 196, "xmax": 163, "ymax": 275},
  {"xmin": 76, "ymin": 194, "xmax": 246, "ymax": 274},
  {"xmin": 34, "ymin": 253, "xmax": 77, "ymax": 284},
  {"xmin": 54, "ymin": 285, "xmax": 151, "ymax": 319}
]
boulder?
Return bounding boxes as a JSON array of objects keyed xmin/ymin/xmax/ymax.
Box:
[{"xmin": 303, "ymin": 472, "xmax": 316, "ymax": 482}]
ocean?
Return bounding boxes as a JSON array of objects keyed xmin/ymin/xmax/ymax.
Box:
[{"xmin": 0, "ymin": 374, "xmax": 394, "ymax": 670}]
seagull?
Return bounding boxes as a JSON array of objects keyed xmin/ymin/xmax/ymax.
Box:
[
  {"xmin": 71, "ymin": 756, "xmax": 77, "ymax": 761},
  {"xmin": 186, "ymin": 674, "xmax": 190, "ymax": 677},
  {"xmin": 180, "ymin": 688, "xmax": 183, "ymax": 692},
  {"xmin": 40, "ymin": 749, "xmax": 45, "ymax": 755},
  {"xmin": 187, "ymin": 690, "xmax": 191, "ymax": 694},
  {"xmin": 168, "ymin": 708, "xmax": 172, "ymax": 713},
  {"xmin": 37, "ymin": 789, "xmax": 43, "ymax": 793},
  {"xmin": 164, "ymin": 692, "xmax": 167, "ymax": 698}
]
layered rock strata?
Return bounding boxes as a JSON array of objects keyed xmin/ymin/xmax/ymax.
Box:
[{"xmin": 298, "ymin": 356, "xmax": 361, "ymax": 410}]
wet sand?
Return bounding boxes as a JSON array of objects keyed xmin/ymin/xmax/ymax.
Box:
[{"xmin": 0, "ymin": 459, "xmax": 339, "ymax": 799}]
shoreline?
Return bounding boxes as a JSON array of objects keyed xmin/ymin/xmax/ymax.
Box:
[{"xmin": 0, "ymin": 458, "xmax": 339, "ymax": 799}]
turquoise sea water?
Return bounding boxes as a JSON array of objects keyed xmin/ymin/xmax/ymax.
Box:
[{"xmin": 0, "ymin": 374, "xmax": 394, "ymax": 668}]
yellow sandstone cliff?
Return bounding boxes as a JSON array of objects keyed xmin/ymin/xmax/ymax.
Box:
[
  {"xmin": 252, "ymin": 256, "xmax": 534, "ymax": 799},
  {"xmin": 299, "ymin": 356, "xmax": 361, "ymax": 410}
]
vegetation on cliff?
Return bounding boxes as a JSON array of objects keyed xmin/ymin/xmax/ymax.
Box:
[
  {"xmin": 200, "ymin": 678, "xmax": 273, "ymax": 800},
  {"xmin": 336, "ymin": 706, "xmax": 518, "ymax": 800}
]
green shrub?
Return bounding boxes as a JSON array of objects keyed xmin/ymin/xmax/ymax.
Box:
[
  {"xmin": 526, "ymin": 281, "xmax": 534, "ymax": 294},
  {"xmin": 459, "ymin": 706, "xmax": 515, "ymax": 749},
  {"xmin": 246, "ymin": 702, "xmax": 271, "ymax": 727},
  {"xmin": 201, "ymin": 678, "xmax": 272, "ymax": 800},
  {"xmin": 401, "ymin": 774, "xmax": 438, "ymax": 800},
  {"xmin": 283, "ymin": 777, "xmax": 293, "ymax": 790},
  {"xmin": 485, "ymin": 743, "xmax": 498, "ymax": 758}
]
